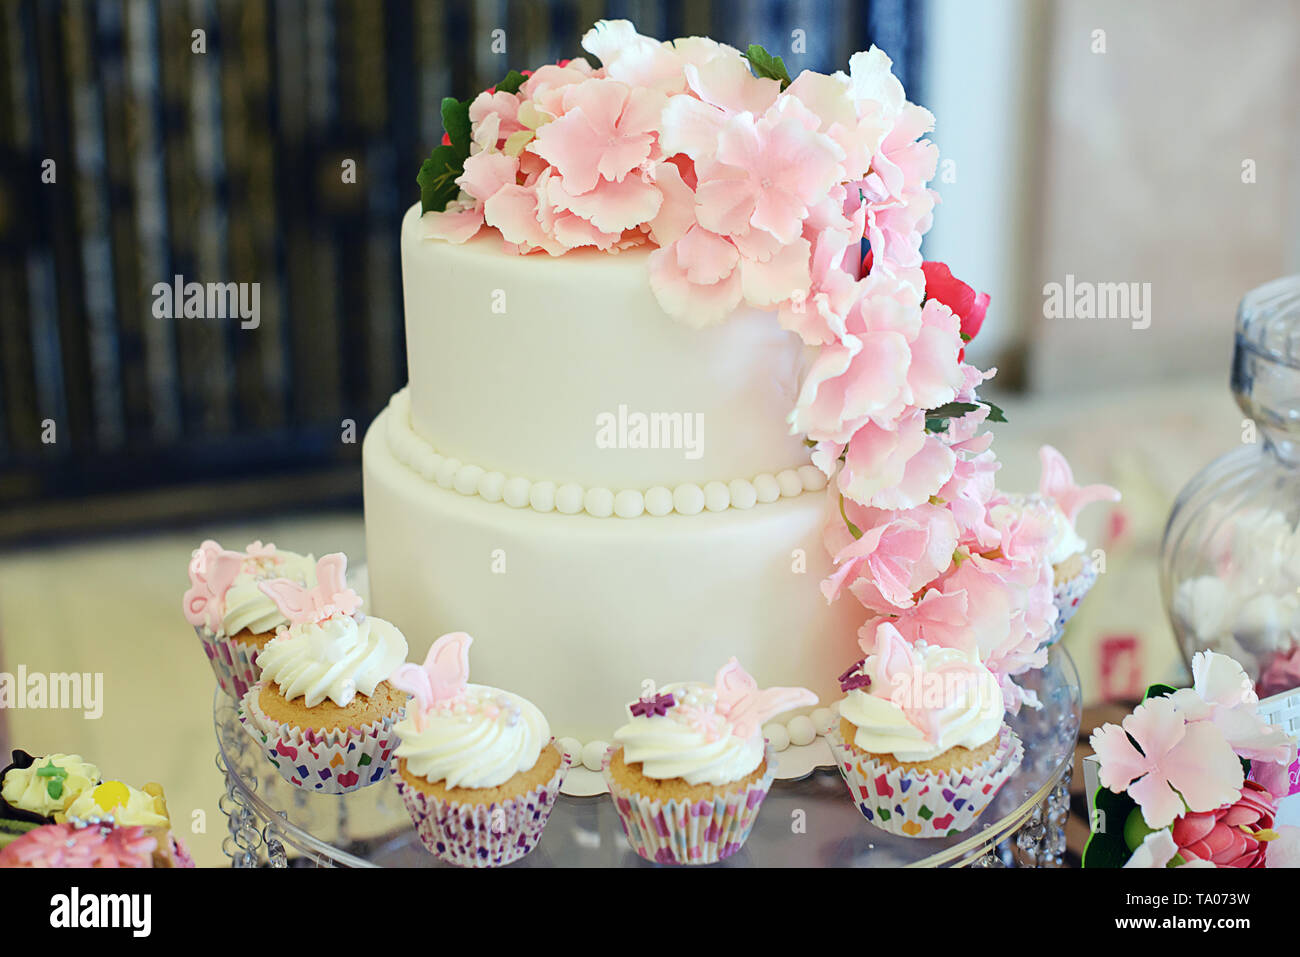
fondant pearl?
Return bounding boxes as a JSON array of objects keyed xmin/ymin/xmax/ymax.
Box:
[
  {"xmin": 776, "ymin": 469, "xmax": 803, "ymax": 498},
  {"xmin": 811, "ymin": 707, "xmax": 834, "ymax": 734},
  {"xmin": 435, "ymin": 457, "xmax": 462, "ymax": 489},
  {"xmin": 787, "ymin": 715, "xmax": 816, "ymax": 747},
  {"xmin": 454, "ymin": 464, "xmax": 484, "ymax": 496},
  {"xmin": 529, "ymin": 481, "xmax": 557, "ymax": 513},
  {"xmin": 584, "ymin": 487, "xmax": 615, "ymax": 518},
  {"xmin": 502, "ymin": 477, "xmax": 532, "ymax": 508},
  {"xmin": 672, "ymin": 483, "xmax": 705, "ymax": 516},
  {"xmin": 581, "ymin": 740, "xmax": 608, "ymax": 772},
  {"xmin": 412, "ymin": 446, "xmax": 440, "ymax": 481},
  {"xmin": 644, "ymin": 486, "xmax": 674, "ymax": 517},
  {"xmin": 798, "ymin": 465, "xmax": 828, "ymax": 491},
  {"xmin": 728, "ymin": 478, "xmax": 758, "ymax": 510},
  {"xmin": 703, "ymin": 481, "xmax": 730, "ymax": 512},
  {"xmin": 478, "ymin": 471, "xmax": 506, "ymax": 502},
  {"xmin": 614, "ymin": 489, "xmax": 645, "ymax": 518},
  {"xmin": 555, "ymin": 483, "xmax": 585, "ymax": 515},
  {"xmin": 556, "ymin": 737, "xmax": 582, "ymax": 766},
  {"xmin": 763, "ymin": 722, "xmax": 791, "ymax": 752},
  {"xmin": 752, "ymin": 473, "xmax": 781, "ymax": 503}
]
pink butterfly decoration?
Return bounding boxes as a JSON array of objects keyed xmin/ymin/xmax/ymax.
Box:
[
  {"xmin": 1038, "ymin": 445, "xmax": 1120, "ymax": 525},
  {"xmin": 389, "ymin": 633, "xmax": 473, "ymax": 730},
  {"xmin": 182, "ymin": 539, "xmax": 244, "ymax": 631},
  {"xmin": 244, "ymin": 540, "xmax": 280, "ymax": 561},
  {"xmin": 713, "ymin": 658, "xmax": 817, "ymax": 739},
  {"xmin": 257, "ymin": 553, "xmax": 362, "ymax": 625}
]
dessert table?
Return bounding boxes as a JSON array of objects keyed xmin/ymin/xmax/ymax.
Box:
[{"xmin": 215, "ymin": 645, "xmax": 1081, "ymax": 868}]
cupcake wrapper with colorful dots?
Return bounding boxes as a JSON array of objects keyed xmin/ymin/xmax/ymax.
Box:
[
  {"xmin": 602, "ymin": 745, "xmax": 775, "ymax": 865},
  {"xmin": 194, "ymin": 625, "xmax": 263, "ymax": 700},
  {"xmin": 1046, "ymin": 553, "xmax": 1099, "ymax": 646},
  {"xmin": 393, "ymin": 753, "xmax": 570, "ymax": 868},
  {"xmin": 829, "ymin": 726, "xmax": 1023, "ymax": 839},
  {"xmin": 238, "ymin": 685, "xmax": 399, "ymax": 794}
]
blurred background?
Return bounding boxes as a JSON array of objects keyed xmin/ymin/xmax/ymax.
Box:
[{"xmin": 0, "ymin": 0, "xmax": 1297, "ymax": 864}]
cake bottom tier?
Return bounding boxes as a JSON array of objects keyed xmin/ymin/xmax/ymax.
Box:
[{"xmin": 361, "ymin": 403, "xmax": 862, "ymax": 743}]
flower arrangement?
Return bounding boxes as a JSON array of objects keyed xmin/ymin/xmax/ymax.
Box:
[
  {"xmin": 418, "ymin": 20, "xmax": 1116, "ymax": 707},
  {"xmin": 1084, "ymin": 651, "xmax": 1300, "ymax": 868}
]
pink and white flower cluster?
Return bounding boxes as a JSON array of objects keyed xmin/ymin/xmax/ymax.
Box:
[
  {"xmin": 1091, "ymin": 652, "xmax": 1300, "ymax": 868},
  {"xmin": 421, "ymin": 20, "xmax": 1110, "ymax": 709}
]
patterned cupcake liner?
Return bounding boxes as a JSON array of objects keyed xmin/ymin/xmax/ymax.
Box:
[
  {"xmin": 238, "ymin": 685, "xmax": 400, "ymax": 794},
  {"xmin": 393, "ymin": 752, "xmax": 570, "ymax": 868},
  {"xmin": 1045, "ymin": 553, "xmax": 1099, "ymax": 646},
  {"xmin": 829, "ymin": 725, "xmax": 1023, "ymax": 838},
  {"xmin": 195, "ymin": 625, "xmax": 263, "ymax": 700},
  {"xmin": 602, "ymin": 745, "xmax": 775, "ymax": 865}
]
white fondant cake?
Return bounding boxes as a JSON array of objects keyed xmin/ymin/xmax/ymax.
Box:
[{"xmin": 362, "ymin": 204, "xmax": 860, "ymax": 741}]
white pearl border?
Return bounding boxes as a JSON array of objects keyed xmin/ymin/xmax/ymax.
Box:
[
  {"xmin": 383, "ymin": 388, "xmax": 828, "ymax": 517},
  {"xmin": 555, "ymin": 704, "xmax": 840, "ymax": 772}
]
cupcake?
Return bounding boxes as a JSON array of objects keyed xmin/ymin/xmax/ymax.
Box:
[
  {"xmin": 1, "ymin": 751, "xmax": 101, "ymax": 828},
  {"xmin": 830, "ymin": 624, "xmax": 1023, "ymax": 837},
  {"xmin": 389, "ymin": 632, "xmax": 568, "ymax": 867},
  {"xmin": 0, "ymin": 820, "xmax": 160, "ymax": 868},
  {"xmin": 604, "ymin": 658, "xmax": 816, "ymax": 865},
  {"xmin": 239, "ymin": 553, "xmax": 407, "ymax": 793},
  {"xmin": 62, "ymin": 779, "xmax": 194, "ymax": 867},
  {"xmin": 182, "ymin": 539, "xmax": 318, "ymax": 698},
  {"xmin": 987, "ymin": 446, "xmax": 1119, "ymax": 645}
]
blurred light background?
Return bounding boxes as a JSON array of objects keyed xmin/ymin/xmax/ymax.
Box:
[{"xmin": 0, "ymin": 0, "xmax": 1297, "ymax": 864}]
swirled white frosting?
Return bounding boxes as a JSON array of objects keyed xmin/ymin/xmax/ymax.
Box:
[
  {"xmin": 257, "ymin": 614, "xmax": 408, "ymax": 708},
  {"xmin": 613, "ymin": 683, "xmax": 766, "ymax": 786},
  {"xmin": 990, "ymin": 493, "xmax": 1086, "ymax": 565},
  {"xmin": 221, "ymin": 550, "xmax": 317, "ymax": 637},
  {"xmin": 392, "ymin": 684, "xmax": 550, "ymax": 789},
  {"xmin": 840, "ymin": 644, "xmax": 1004, "ymax": 762}
]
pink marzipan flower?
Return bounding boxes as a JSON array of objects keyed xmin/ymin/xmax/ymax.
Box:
[
  {"xmin": 1171, "ymin": 781, "xmax": 1278, "ymax": 867},
  {"xmin": 836, "ymin": 411, "xmax": 956, "ymax": 511},
  {"xmin": 1090, "ymin": 695, "xmax": 1244, "ymax": 829},
  {"xmin": 1168, "ymin": 651, "xmax": 1295, "ymax": 766},
  {"xmin": 822, "ymin": 503, "xmax": 958, "ymax": 613}
]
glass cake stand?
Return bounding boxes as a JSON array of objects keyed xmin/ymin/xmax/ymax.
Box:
[{"xmin": 215, "ymin": 646, "xmax": 1081, "ymax": 868}]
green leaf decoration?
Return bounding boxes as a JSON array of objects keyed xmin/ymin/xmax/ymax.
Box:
[
  {"xmin": 417, "ymin": 143, "xmax": 464, "ymax": 214},
  {"xmin": 1142, "ymin": 682, "xmax": 1178, "ymax": 701},
  {"xmin": 1081, "ymin": 785, "xmax": 1139, "ymax": 868},
  {"xmin": 493, "ymin": 69, "xmax": 528, "ymax": 95},
  {"xmin": 46, "ymin": 780, "xmax": 63, "ymax": 800},
  {"xmin": 441, "ymin": 96, "xmax": 473, "ymax": 160},
  {"xmin": 743, "ymin": 43, "xmax": 792, "ymax": 88},
  {"xmin": 839, "ymin": 493, "xmax": 864, "ymax": 540},
  {"xmin": 924, "ymin": 399, "xmax": 1008, "ymax": 433},
  {"xmin": 982, "ymin": 399, "xmax": 1008, "ymax": 423}
]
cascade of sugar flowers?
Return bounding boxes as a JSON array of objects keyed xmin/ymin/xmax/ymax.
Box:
[{"xmin": 420, "ymin": 19, "xmax": 1100, "ymax": 711}]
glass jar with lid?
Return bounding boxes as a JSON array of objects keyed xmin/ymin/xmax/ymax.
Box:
[{"xmin": 1161, "ymin": 275, "xmax": 1300, "ymax": 696}]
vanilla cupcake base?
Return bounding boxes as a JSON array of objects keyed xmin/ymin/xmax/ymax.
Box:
[
  {"xmin": 829, "ymin": 723, "xmax": 1023, "ymax": 838},
  {"xmin": 238, "ymin": 685, "xmax": 402, "ymax": 793},
  {"xmin": 602, "ymin": 745, "xmax": 776, "ymax": 865},
  {"xmin": 1047, "ymin": 551, "xmax": 1098, "ymax": 645},
  {"xmin": 392, "ymin": 746, "xmax": 568, "ymax": 867},
  {"xmin": 196, "ymin": 624, "xmax": 285, "ymax": 699}
]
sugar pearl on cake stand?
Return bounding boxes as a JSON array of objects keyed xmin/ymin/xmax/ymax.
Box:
[
  {"xmin": 556, "ymin": 737, "xmax": 582, "ymax": 766},
  {"xmin": 787, "ymin": 715, "xmax": 817, "ymax": 746},
  {"xmin": 811, "ymin": 707, "xmax": 834, "ymax": 734},
  {"xmin": 762, "ymin": 722, "xmax": 791, "ymax": 751},
  {"xmin": 581, "ymin": 740, "xmax": 608, "ymax": 772}
]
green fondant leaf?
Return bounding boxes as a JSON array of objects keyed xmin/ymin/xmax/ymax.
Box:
[
  {"xmin": 441, "ymin": 96, "xmax": 472, "ymax": 160},
  {"xmin": 493, "ymin": 69, "xmax": 528, "ymax": 95},
  {"xmin": 1081, "ymin": 785, "xmax": 1139, "ymax": 868},
  {"xmin": 743, "ymin": 44, "xmax": 792, "ymax": 88},
  {"xmin": 418, "ymin": 144, "xmax": 464, "ymax": 214},
  {"xmin": 1142, "ymin": 682, "xmax": 1179, "ymax": 700}
]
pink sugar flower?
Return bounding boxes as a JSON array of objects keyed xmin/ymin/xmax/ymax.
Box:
[
  {"xmin": 1090, "ymin": 695, "xmax": 1243, "ymax": 829},
  {"xmin": 822, "ymin": 504, "xmax": 957, "ymax": 613},
  {"xmin": 1171, "ymin": 781, "xmax": 1279, "ymax": 867},
  {"xmin": 837, "ymin": 411, "xmax": 956, "ymax": 511},
  {"xmin": 1168, "ymin": 651, "xmax": 1295, "ymax": 766}
]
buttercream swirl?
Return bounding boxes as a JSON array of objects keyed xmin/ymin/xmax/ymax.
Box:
[
  {"xmin": 1, "ymin": 754, "xmax": 101, "ymax": 818},
  {"xmin": 63, "ymin": 781, "xmax": 170, "ymax": 828},
  {"xmin": 614, "ymin": 683, "xmax": 768, "ymax": 786},
  {"xmin": 392, "ymin": 683, "xmax": 550, "ymax": 789},
  {"xmin": 221, "ymin": 550, "xmax": 317, "ymax": 637},
  {"xmin": 839, "ymin": 642, "xmax": 1004, "ymax": 762},
  {"xmin": 257, "ymin": 614, "xmax": 408, "ymax": 708}
]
